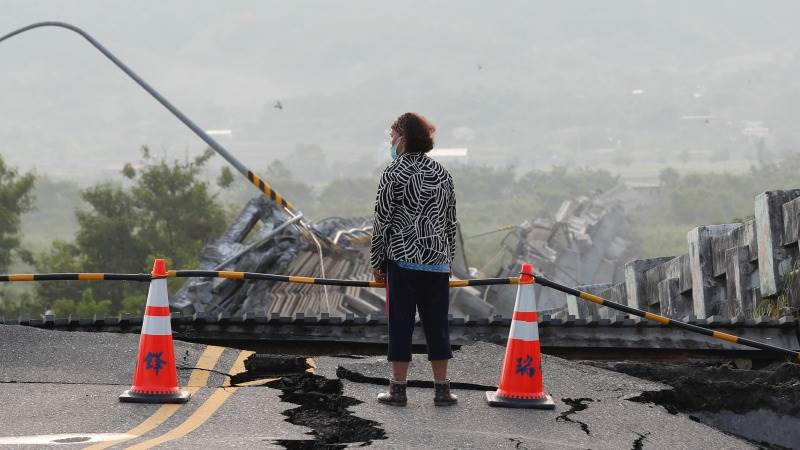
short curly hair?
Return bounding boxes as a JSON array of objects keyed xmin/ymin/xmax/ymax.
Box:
[{"xmin": 391, "ymin": 112, "xmax": 436, "ymax": 154}]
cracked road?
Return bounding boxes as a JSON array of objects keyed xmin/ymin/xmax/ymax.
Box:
[
  {"xmin": 1, "ymin": 325, "xmax": 754, "ymax": 449},
  {"xmin": 317, "ymin": 342, "xmax": 755, "ymax": 449}
]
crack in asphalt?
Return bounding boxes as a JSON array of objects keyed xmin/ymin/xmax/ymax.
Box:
[
  {"xmin": 507, "ymin": 437, "xmax": 530, "ymax": 449},
  {"xmin": 631, "ymin": 431, "xmax": 650, "ymax": 450},
  {"xmin": 265, "ymin": 373, "xmax": 387, "ymax": 449},
  {"xmin": 227, "ymin": 354, "xmax": 387, "ymax": 449},
  {"xmin": 555, "ymin": 397, "xmax": 595, "ymax": 435},
  {"xmin": 335, "ymin": 365, "xmax": 497, "ymax": 391}
]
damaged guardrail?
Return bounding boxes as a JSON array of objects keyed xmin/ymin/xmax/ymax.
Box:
[{"xmin": 532, "ymin": 274, "xmax": 800, "ymax": 362}]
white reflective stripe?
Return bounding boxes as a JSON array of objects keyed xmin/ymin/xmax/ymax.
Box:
[
  {"xmin": 513, "ymin": 283, "xmax": 538, "ymax": 312},
  {"xmin": 145, "ymin": 278, "xmax": 169, "ymax": 307},
  {"xmin": 509, "ymin": 319, "xmax": 539, "ymax": 341},
  {"xmin": 141, "ymin": 315, "xmax": 172, "ymax": 335}
]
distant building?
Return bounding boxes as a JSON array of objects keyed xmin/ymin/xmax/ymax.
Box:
[
  {"xmin": 429, "ymin": 148, "xmax": 469, "ymax": 163},
  {"xmin": 741, "ymin": 121, "xmax": 769, "ymax": 138}
]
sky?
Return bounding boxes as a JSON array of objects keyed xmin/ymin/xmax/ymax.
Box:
[{"xmin": 2, "ymin": 1, "xmax": 800, "ymax": 183}]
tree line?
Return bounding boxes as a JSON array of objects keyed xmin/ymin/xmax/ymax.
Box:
[{"xmin": 3, "ymin": 148, "xmax": 800, "ymax": 318}]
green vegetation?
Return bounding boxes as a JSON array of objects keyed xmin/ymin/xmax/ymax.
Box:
[
  {"xmin": 1, "ymin": 148, "xmax": 228, "ymax": 317},
  {"xmin": 631, "ymin": 154, "xmax": 800, "ymax": 257},
  {"xmin": 761, "ymin": 261, "xmax": 800, "ymax": 319},
  {"xmin": 0, "ymin": 156, "xmax": 37, "ymax": 318},
  {"xmin": 0, "ymin": 155, "xmax": 35, "ymax": 272},
  {"xmin": 6, "ymin": 149, "xmax": 800, "ymax": 318}
]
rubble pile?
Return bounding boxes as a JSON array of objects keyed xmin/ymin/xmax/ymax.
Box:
[{"xmin": 171, "ymin": 184, "xmax": 648, "ymax": 318}]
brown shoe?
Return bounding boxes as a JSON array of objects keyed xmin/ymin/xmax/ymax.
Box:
[
  {"xmin": 377, "ymin": 379, "xmax": 407, "ymax": 406},
  {"xmin": 434, "ymin": 379, "xmax": 458, "ymax": 406}
]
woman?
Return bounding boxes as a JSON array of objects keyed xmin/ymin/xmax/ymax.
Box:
[{"xmin": 370, "ymin": 112, "xmax": 458, "ymax": 407}]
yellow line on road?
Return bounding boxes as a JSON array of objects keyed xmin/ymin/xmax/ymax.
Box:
[
  {"xmin": 83, "ymin": 345, "xmax": 225, "ymax": 450},
  {"xmin": 124, "ymin": 350, "xmax": 253, "ymax": 450}
]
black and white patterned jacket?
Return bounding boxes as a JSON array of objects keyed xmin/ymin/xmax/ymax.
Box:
[{"xmin": 370, "ymin": 152, "xmax": 457, "ymax": 270}]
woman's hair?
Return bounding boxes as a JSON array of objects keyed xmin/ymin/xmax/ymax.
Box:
[{"xmin": 391, "ymin": 112, "xmax": 436, "ymax": 153}]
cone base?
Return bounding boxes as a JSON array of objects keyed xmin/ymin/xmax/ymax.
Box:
[
  {"xmin": 485, "ymin": 391, "xmax": 555, "ymax": 409},
  {"xmin": 119, "ymin": 389, "xmax": 190, "ymax": 404}
]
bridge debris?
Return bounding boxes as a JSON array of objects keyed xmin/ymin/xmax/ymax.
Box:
[{"xmin": 171, "ymin": 184, "xmax": 649, "ymax": 319}]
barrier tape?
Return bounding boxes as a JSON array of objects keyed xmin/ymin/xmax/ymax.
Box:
[
  {"xmin": 532, "ymin": 274, "xmax": 800, "ymax": 362},
  {"xmin": 0, "ymin": 271, "xmax": 522, "ymax": 288}
]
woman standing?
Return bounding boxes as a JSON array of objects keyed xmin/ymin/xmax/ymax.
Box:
[{"xmin": 370, "ymin": 112, "xmax": 458, "ymax": 407}]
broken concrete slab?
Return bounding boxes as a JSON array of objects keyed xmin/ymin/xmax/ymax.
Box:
[{"xmin": 314, "ymin": 342, "xmax": 753, "ymax": 449}]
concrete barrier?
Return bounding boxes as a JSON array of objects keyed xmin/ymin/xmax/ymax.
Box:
[{"xmin": 562, "ymin": 189, "xmax": 800, "ymax": 322}]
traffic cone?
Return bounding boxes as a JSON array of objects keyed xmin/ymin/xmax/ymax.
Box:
[
  {"xmin": 486, "ymin": 263, "xmax": 555, "ymax": 409},
  {"xmin": 119, "ymin": 259, "xmax": 190, "ymax": 403}
]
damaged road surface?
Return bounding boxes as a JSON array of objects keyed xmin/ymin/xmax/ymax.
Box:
[
  {"xmin": 0, "ymin": 326, "xmax": 313, "ymax": 449},
  {"xmin": 315, "ymin": 342, "xmax": 755, "ymax": 449},
  {"xmin": 0, "ymin": 326, "xmax": 759, "ymax": 449},
  {"xmin": 591, "ymin": 360, "xmax": 800, "ymax": 449}
]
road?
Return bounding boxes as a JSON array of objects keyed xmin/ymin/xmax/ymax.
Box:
[{"xmin": 0, "ymin": 325, "xmax": 753, "ymax": 449}]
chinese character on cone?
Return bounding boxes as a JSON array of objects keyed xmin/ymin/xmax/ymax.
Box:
[
  {"xmin": 486, "ymin": 263, "xmax": 555, "ymax": 409},
  {"xmin": 119, "ymin": 259, "xmax": 189, "ymax": 403}
]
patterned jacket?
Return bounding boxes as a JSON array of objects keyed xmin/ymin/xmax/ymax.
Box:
[{"xmin": 370, "ymin": 152, "xmax": 457, "ymax": 269}]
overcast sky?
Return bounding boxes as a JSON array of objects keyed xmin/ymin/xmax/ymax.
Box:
[{"xmin": 2, "ymin": 1, "xmax": 799, "ymax": 182}]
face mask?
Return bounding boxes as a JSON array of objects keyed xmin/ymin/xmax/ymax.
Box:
[{"xmin": 390, "ymin": 143, "xmax": 399, "ymax": 160}]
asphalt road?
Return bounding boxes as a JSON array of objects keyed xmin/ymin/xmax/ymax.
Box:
[{"xmin": 0, "ymin": 325, "xmax": 753, "ymax": 449}]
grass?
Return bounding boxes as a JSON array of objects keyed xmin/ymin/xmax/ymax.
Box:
[{"xmin": 758, "ymin": 263, "xmax": 800, "ymax": 319}]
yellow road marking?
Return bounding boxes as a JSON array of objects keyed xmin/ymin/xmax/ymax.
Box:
[
  {"xmin": 185, "ymin": 346, "xmax": 227, "ymax": 388},
  {"xmin": 305, "ymin": 357, "xmax": 316, "ymax": 374},
  {"xmin": 83, "ymin": 346, "xmax": 225, "ymax": 450},
  {"xmin": 124, "ymin": 350, "xmax": 254, "ymax": 450}
]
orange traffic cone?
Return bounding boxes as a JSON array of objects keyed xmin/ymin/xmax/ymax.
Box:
[
  {"xmin": 119, "ymin": 259, "xmax": 190, "ymax": 403},
  {"xmin": 486, "ymin": 263, "xmax": 555, "ymax": 409}
]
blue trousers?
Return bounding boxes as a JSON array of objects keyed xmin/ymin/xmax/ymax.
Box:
[{"xmin": 386, "ymin": 261, "xmax": 453, "ymax": 361}]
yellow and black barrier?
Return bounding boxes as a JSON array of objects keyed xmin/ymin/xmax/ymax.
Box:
[
  {"xmin": 169, "ymin": 269, "xmax": 520, "ymax": 288},
  {"xmin": 3, "ymin": 268, "xmax": 797, "ymax": 360},
  {"xmin": 246, "ymin": 171, "xmax": 292, "ymax": 210},
  {"xmin": 532, "ymin": 274, "xmax": 800, "ymax": 362},
  {"xmin": 0, "ymin": 270, "xmax": 521, "ymax": 288},
  {"xmin": 0, "ymin": 273, "xmax": 151, "ymax": 282}
]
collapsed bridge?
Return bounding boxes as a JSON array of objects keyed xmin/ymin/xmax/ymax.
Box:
[{"xmin": 170, "ymin": 183, "xmax": 651, "ymax": 320}]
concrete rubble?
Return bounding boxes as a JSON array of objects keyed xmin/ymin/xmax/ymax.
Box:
[{"xmin": 171, "ymin": 183, "xmax": 652, "ymax": 319}]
